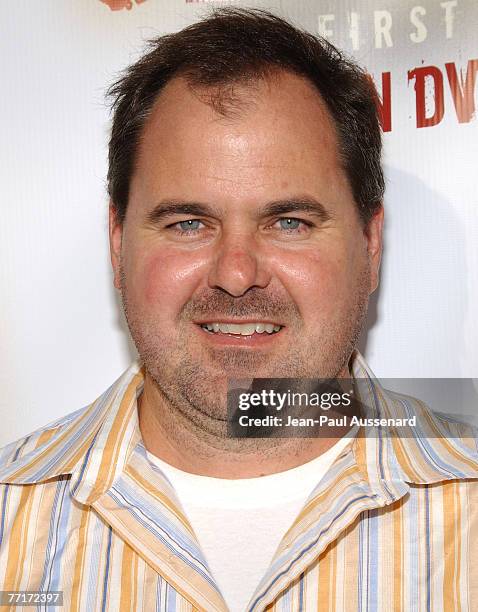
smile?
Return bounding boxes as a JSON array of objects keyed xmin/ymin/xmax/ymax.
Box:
[{"xmin": 199, "ymin": 322, "xmax": 283, "ymax": 336}]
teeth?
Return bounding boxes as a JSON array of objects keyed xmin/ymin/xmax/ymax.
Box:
[
  {"xmin": 222, "ymin": 323, "xmax": 256, "ymax": 335},
  {"xmin": 201, "ymin": 322, "xmax": 283, "ymax": 336}
]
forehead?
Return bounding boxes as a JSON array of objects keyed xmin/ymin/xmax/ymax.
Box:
[{"xmin": 128, "ymin": 70, "xmax": 354, "ymax": 216}]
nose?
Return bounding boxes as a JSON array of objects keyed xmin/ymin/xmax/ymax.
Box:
[{"xmin": 207, "ymin": 231, "xmax": 271, "ymax": 296}]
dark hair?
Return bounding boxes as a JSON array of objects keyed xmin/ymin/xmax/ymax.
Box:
[{"xmin": 107, "ymin": 8, "xmax": 384, "ymax": 225}]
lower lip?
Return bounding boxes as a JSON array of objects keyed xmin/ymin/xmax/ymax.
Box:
[{"xmin": 194, "ymin": 324, "xmax": 284, "ymax": 347}]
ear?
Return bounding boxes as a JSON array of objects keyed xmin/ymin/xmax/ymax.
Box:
[
  {"xmin": 363, "ymin": 205, "xmax": 384, "ymax": 294},
  {"xmin": 109, "ymin": 203, "xmax": 123, "ymax": 290}
]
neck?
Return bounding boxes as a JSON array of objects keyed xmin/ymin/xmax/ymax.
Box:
[{"xmin": 138, "ymin": 362, "xmax": 353, "ymax": 479}]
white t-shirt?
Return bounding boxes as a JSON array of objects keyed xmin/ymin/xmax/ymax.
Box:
[{"xmin": 147, "ymin": 435, "xmax": 352, "ymax": 612}]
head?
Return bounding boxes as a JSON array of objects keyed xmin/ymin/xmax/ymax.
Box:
[{"xmin": 107, "ymin": 9, "xmax": 384, "ymax": 427}]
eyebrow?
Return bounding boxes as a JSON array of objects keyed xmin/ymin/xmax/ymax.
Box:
[
  {"xmin": 145, "ymin": 196, "xmax": 333, "ymax": 225},
  {"xmin": 260, "ymin": 198, "xmax": 333, "ymax": 223},
  {"xmin": 145, "ymin": 201, "xmax": 220, "ymax": 225}
]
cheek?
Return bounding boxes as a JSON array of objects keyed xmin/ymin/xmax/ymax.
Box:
[
  {"xmin": 274, "ymin": 246, "xmax": 348, "ymax": 294},
  {"xmin": 271, "ymin": 242, "xmax": 363, "ymax": 316},
  {"xmin": 126, "ymin": 247, "xmax": 206, "ymax": 314},
  {"xmin": 142, "ymin": 253, "xmax": 171, "ymax": 305}
]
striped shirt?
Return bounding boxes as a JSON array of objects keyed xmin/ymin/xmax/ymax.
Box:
[{"xmin": 1, "ymin": 352, "xmax": 477, "ymax": 611}]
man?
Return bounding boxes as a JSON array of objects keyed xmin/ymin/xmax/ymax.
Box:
[{"xmin": 0, "ymin": 8, "xmax": 477, "ymax": 612}]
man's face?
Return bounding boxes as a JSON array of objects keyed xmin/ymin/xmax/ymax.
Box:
[{"xmin": 110, "ymin": 71, "xmax": 383, "ymax": 422}]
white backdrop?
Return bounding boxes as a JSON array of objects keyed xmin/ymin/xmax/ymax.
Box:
[{"xmin": 1, "ymin": 0, "xmax": 477, "ymax": 446}]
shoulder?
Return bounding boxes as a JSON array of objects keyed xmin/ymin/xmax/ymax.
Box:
[
  {"xmin": 385, "ymin": 387, "xmax": 478, "ymax": 456},
  {"xmin": 432, "ymin": 410, "xmax": 478, "ymax": 453},
  {"xmin": 0, "ymin": 406, "xmax": 88, "ymax": 472},
  {"xmin": 0, "ymin": 363, "xmax": 144, "ymax": 485}
]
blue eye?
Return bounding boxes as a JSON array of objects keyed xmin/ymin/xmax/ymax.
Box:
[
  {"xmin": 178, "ymin": 219, "xmax": 201, "ymax": 231},
  {"xmin": 278, "ymin": 218, "xmax": 301, "ymax": 230}
]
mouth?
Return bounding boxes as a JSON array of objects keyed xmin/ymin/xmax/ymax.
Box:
[
  {"xmin": 193, "ymin": 320, "xmax": 285, "ymax": 345},
  {"xmin": 198, "ymin": 321, "xmax": 283, "ymax": 336}
]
